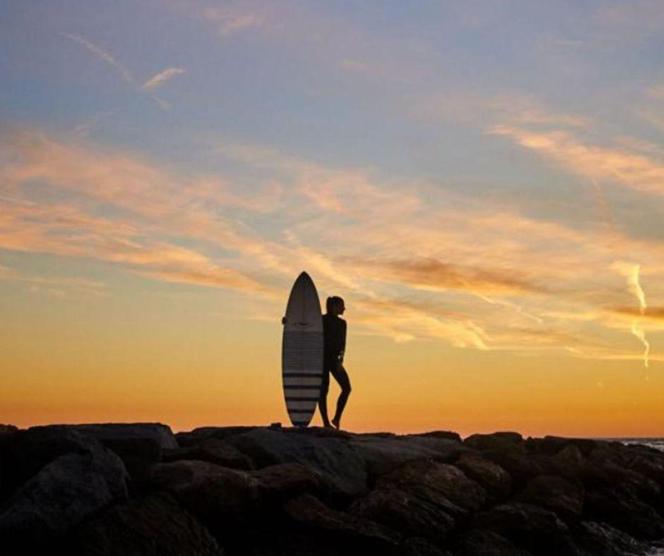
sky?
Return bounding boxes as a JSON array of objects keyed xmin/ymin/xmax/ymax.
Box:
[{"xmin": 1, "ymin": 0, "xmax": 664, "ymax": 437}]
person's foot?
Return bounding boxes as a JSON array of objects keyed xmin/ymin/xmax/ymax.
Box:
[
  {"xmin": 331, "ymin": 417, "xmax": 341, "ymax": 429},
  {"xmin": 322, "ymin": 420, "xmax": 333, "ymax": 429}
]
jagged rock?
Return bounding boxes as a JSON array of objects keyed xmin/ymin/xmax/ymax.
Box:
[
  {"xmin": 252, "ymin": 462, "xmax": 321, "ymax": 502},
  {"xmin": 411, "ymin": 431, "xmax": 462, "ymax": 443},
  {"xmin": 515, "ymin": 474, "xmax": 584, "ymax": 521},
  {"xmin": 350, "ymin": 485, "xmax": 456, "ymax": 545},
  {"xmin": 378, "ymin": 459, "xmax": 487, "ymax": 514},
  {"xmin": 480, "ymin": 449, "xmax": 555, "ymax": 489},
  {"xmin": 350, "ymin": 460, "xmax": 486, "ymax": 544},
  {"xmin": 550, "ymin": 445, "xmax": 586, "ymax": 480},
  {"xmin": 455, "ymin": 529, "xmax": 531, "ymax": 556},
  {"xmin": 464, "ymin": 432, "xmax": 524, "ymax": 453},
  {"xmin": 349, "ymin": 435, "xmax": 465, "ymax": 478},
  {"xmin": 71, "ymin": 423, "xmax": 177, "ymax": 488},
  {"xmin": 473, "ymin": 502, "xmax": 580, "ymax": 555},
  {"xmin": 0, "ymin": 446, "xmax": 128, "ymax": 548},
  {"xmin": 0, "ymin": 425, "xmax": 18, "ymax": 500},
  {"xmin": 71, "ymin": 492, "xmax": 223, "ymax": 555},
  {"xmin": 453, "ymin": 453, "xmax": 512, "ymax": 500},
  {"xmin": 225, "ymin": 428, "xmax": 367, "ymax": 501},
  {"xmin": 283, "ymin": 493, "xmax": 400, "ymax": 555},
  {"xmin": 149, "ymin": 460, "xmax": 260, "ymax": 531},
  {"xmin": 175, "ymin": 426, "xmax": 259, "ymax": 447},
  {"xmin": 530, "ymin": 436, "xmax": 598, "ymax": 456},
  {"xmin": 400, "ymin": 536, "xmax": 452, "ymax": 555},
  {"xmin": 2, "ymin": 425, "xmax": 101, "ymax": 495},
  {"xmin": 163, "ymin": 438, "xmax": 253, "ymax": 470},
  {"xmin": 572, "ymin": 520, "xmax": 647, "ymax": 556},
  {"xmin": 584, "ymin": 486, "xmax": 664, "ymax": 540}
]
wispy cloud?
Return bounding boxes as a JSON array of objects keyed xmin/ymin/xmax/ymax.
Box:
[
  {"xmin": 490, "ymin": 125, "xmax": 664, "ymax": 197},
  {"xmin": 142, "ymin": 68, "xmax": 185, "ymax": 91},
  {"xmin": 2, "ymin": 127, "xmax": 663, "ymax": 362},
  {"xmin": 61, "ymin": 33, "xmax": 184, "ymax": 111},
  {"xmin": 61, "ymin": 32, "xmax": 134, "ymax": 84}
]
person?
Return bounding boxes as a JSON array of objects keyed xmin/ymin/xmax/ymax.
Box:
[{"xmin": 319, "ymin": 296, "xmax": 352, "ymax": 429}]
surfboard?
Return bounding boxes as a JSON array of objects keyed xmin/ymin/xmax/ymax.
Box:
[{"xmin": 281, "ymin": 271, "xmax": 324, "ymax": 427}]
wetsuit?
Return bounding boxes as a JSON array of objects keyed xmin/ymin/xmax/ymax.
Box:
[{"xmin": 320, "ymin": 313, "xmax": 350, "ymax": 400}]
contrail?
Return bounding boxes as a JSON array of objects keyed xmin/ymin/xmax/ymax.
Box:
[
  {"xmin": 142, "ymin": 68, "xmax": 185, "ymax": 91},
  {"xmin": 613, "ymin": 261, "xmax": 650, "ymax": 367},
  {"xmin": 62, "ymin": 33, "xmax": 134, "ymax": 84}
]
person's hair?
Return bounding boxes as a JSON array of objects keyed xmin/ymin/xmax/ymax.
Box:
[{"xmin": 326, "ymin": 296, "xmax": 344, "ymax": 313}]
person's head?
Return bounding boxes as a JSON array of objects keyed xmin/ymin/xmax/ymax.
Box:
[{"xmin": 326, "ymin": 296, "xmax": 345, "ymax": 316}]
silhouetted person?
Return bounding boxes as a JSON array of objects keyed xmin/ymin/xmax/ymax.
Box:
[{"xmin": 319, "ymin": 296, "xmax": 351, "ymax": 429}]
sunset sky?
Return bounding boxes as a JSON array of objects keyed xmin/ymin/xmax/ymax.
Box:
[{"xmin": 2, "ymin": 1, "xmax": 663, "ymax": 437}]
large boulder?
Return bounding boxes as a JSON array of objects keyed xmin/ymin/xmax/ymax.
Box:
[
  {"xmin": 283, "ymin": 493, "xmax": 400, "ymax": 555},
  {"xmin": 350, "ymin": 459, "xmax": 486, "ymax": 544},
  {"xmin": 473, "ymin": 502, "xmax": 580, "ymax": 555},
  {"xmin": 400, "ymin": 536, "xmax": 452, "ymax": 556},
  {"xmin": 2, "ymin": 425, "xmax": 101, "ymax": 495},
  {"xmin": 584, "ymin": 486, "xmax": 664, "ymax": 540},
  {"xmin": 377, "ymin": 459, "xmax": 487, "ymax": 515},
  {"xmin": 70, "ymin": 492, "xmax": 223, "ymax": 556},
  {"xmin": 350, "ymin": 486, "xmax": 456, "ymax": 545},
  {"xmin": 464, "ymin": 432, "xmax": 524, "ymax": 453},
  {"xmin": 252, "ymin": 462, "xmax": 321, "ymax": 503},
  {"xmin": 455, "ymin": 529, "xmax": 531, "ymax": 556},
  {"xmin": 0, "ymin": 446, "xmax": 128, "ymax": 548},
  {"xmin": 162, "ymin": 438, "xmax": 253, "ymax": 470},
  {"xmin": 572, "ymin": 520, "xmax": 647, "ymax": 556},
  {"xmin": 0, "ymin": 425, "xmax": 18, "ymax": 500},
  {"xmin": 175, "ymin": 426, "xmax": 258, "ymax": 447},
  {"xmin": 515, "ymin": 475, "xmax": 584, "ymax": 521},
  {"xmin": 225, "ymin": 428, "xmax": 367, "ymax": 501},
  {"xmin": 349, "ymin": 435, "xmax": 465, "ymax": 478},
  {"xmin": 73, "ymin": 423, "xmax": 177, "ymax": 487},
  {"xmin": 453, "ymin": 453, "xmax": 512, "ymax": 500},
  {"xmin": 148, "ymin": 460, "xmax": 260, "ymax": 531}
]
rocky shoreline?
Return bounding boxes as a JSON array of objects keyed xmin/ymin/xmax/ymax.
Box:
[{"xmin": 1, "ymin": 423, "xmax": 663, "ymax": 555}]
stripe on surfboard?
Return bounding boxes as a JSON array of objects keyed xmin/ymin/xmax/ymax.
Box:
[
  {"xmin": 283, "ymin": 372, "xmax": 322, "ymax": 377},
  {"xmin": 286, "ymin": 396, "xmax": 319, "ymax": 401}
]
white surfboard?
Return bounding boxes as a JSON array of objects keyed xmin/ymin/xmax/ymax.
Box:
[{"xmin": 281, "ymin": 271, "xmax": 324, "ymax": 427}]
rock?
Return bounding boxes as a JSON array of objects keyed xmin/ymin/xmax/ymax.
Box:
[
  {"xmin": 473, "ymin": 502, "xmax": 580, "ymax": 555},
  {"xmin": 0, "ymin": 445, "xmax": 128, "ymax": 548},
  {"xmin": 572, "ymin": 520, "xmax": 647, "ymax": 556},
  {"xmin": 149, "ymin": 460, "xmax": 260, "ymax": 531},
  {"xmin": 480, "ymin": 449, "xmax": 554, "ymax": 489},
  {"xmin": 252, "ymin": 463, "xmax": 321, "ymax": 502},
  {"xmin": 72, "ymin": 423, "xmax": 177, "ymax": 488},
  {"xmin": 162, "ymin": 438, "xmax": 254, "ymax": 470},
  {"xmin": 532, "ymin": 436, "xmax": 598, "ymax": 456},
  {"xmin": 550, "ymin": 445, "xmax": 586, "ymax": 480},
  {"xmin": 584, "ymin": 486, "xmax": 664, "ymax": 540},
  {"xmin": 464, "ymin": 432, "xmax": 524, "ymax": 453},
  {"xmin": 377, "ymin": 459, "xmax": 487, "ymax": 514},
  {"xmin": 175, "ymin": 426, "xmax": 259, "ymax": 447},
  {"xmin": 349, "ymin": 435, "xmax": 465, "ymax": 478},
  {"xmin": 350, "ymin": 460, "xmax": 486, "ymax": 545},
  {"xmin": 400, "ymin": 536, "xmax": 452, "ymax": 555},
  {"xmin": 283, "ymin": 493, "xmax": 400, "ymax": 555},
  {"xmin": 0, "ymin": 425, "xmax": 18, "ymax": 500},
  {"xmin": 515, "ymin": 475, "xmax": 584, "ymax": 521},
  {"xmin": 71, "ymin": 492, "xmax": 223, "ymax": 555},
  {"xmin": 225, "ymin": 428, "xmax": 367, "ymax": 501},
  {"xmin": 350, "ymin": 486, "xmax": 456, "ymax": 545},
  {"xmin": 411, "ymin": 431, "xmax": 462, "ymax": 443},
  {"xmin": 72, "ymin": 423, "xmax": 177, "ymax": 450},
  {"xmin": 455, "ymin": 529, "xmax": 531, "ymax": 556},
  {"xmin": 453, "ymin": 453, "xmax": 512, "ymax": 500},
  {"xmin": 2, "ymin": 425, "xmax": 101, "ymax": 494}
]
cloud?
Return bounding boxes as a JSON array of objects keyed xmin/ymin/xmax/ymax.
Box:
[
  {"xmin": 142, "ymin": 68, "xmax": 185, "ymax": 91},
  {"xmin": 490, "ymin": 125, "xmax": 664, "ymax": 197},
  {"xmin": 62, "ymin": 33, "xmax": 134, "ymax": 84}
]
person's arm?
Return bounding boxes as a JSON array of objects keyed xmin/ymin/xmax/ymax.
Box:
[{"xmin": 338, "ymin": 320, "xmax": 347, "ymax": 363}]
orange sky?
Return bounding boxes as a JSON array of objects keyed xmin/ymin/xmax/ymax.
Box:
[{"xmin": 1, "ymin": 1, "xmax": 663, "ymax": 437}]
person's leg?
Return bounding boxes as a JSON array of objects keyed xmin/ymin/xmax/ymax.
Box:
[
  {"xmin": 318, "ymin": 366, "xmax": 332, "ymax": 427},
  {"xmin": 330, "ymin": 364, "xmax": 351, "ymax": 429}
]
